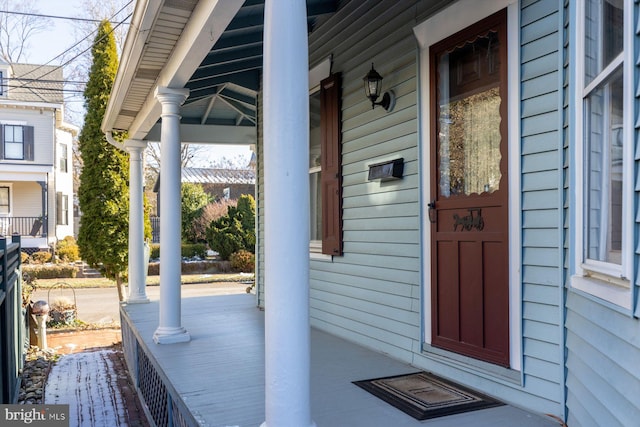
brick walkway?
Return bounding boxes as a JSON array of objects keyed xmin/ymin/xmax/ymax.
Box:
[{"xmin": 43, "ymin": 330, "xmax": 149, "ymax": 427}]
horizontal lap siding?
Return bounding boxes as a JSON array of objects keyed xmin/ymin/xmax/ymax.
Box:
[
  {"xmin": 308, "ymin": 0, "xmax": 420, "ymax": 361},
  {"xmin": 11, "ymin": 182, "xmax": 42, "ymax": 216},
  {"xmin": 564, "ymin": 1, "xmax": 640, "ymax": 424},
  {"xmin": 565, "ymin": 293, "xmax": 640, "ymax": 426},
  {"xmin": 520, "ymin": 0, "xmax": 564, "ymax": 411},
  {"xmin": 0, "ymin": 108, "xmax": 55, "ymax": 164}
]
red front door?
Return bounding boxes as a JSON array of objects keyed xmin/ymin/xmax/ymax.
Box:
[{"xmin": 429, "ymin": 10, "xmax": 510, "ymax": 367}]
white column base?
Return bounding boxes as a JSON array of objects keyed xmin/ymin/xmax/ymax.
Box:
[
  {"xmin": 126, "ymin": 295, "xmax": 150, "ymax": 304},
  {"xmin": 153, "ymin": 327, "xmax": 191, "ymax": 344}
]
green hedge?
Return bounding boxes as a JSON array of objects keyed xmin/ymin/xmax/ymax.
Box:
[
  {"xmin": 147, "ymin": 260, "xmax": 230, "ymax": 276},
  {"xmin": 149, "ymin": 243, "xmax": 208, "ymax": 260},
  {"xmin": 22, "ymin": 264, "xmax": 78, "ymax": 279}
]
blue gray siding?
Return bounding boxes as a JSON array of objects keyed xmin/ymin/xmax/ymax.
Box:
[
  {"xmin": 564, "ymin": 0, "xmax": 640, "ymax": 425},
  {"xmin": 256, "ymin": 0, "xmax": 566, "ymax": 418},
  {"xmin": 565, "ymin": 293, "xmax": 640, "ymax": 426},
  {"xmin": 307, "ymin": 0, "xmax": 422, "ymax": 361},
  {"xmin": 306, "ymin": 0, "xmax": 565, "ymax": 418},
  {"xmin": 518, "ymin": 0, "xmax": 565, "ymax": 412}
]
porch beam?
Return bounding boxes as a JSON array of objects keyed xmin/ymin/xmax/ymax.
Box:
[
  {"xmin": 153, "ymin": 86, "xmax": 191, "ymax": 345},
  {"xmin": 124, "ymin": 139, "xmax": 149, "ymax": 304},
  {"xmin": 261, "ymin": 1, "xmax": 315, "ymax": 427}
]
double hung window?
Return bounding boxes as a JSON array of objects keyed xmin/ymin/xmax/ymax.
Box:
[
  {"xmin": 4, "ymin": 125, "xmax": 25, "ymax": 159},
  {"xmin": 574, "ymin": 0, "xmax": 632, "ymax": 307},
  {"xmin": 57, "ymin": 192, "xmax": 69, "ymax": 225},
  {"xmin": 0, "ymin": 186, "xmax": 9, "ymax": 214},
  {"xmin": 0, "ymin": 124, "xmax": 34, "ymax": 161},
  {"xmin": 59, "ymin": 143, "xmax": 68, "ymax": 172}
]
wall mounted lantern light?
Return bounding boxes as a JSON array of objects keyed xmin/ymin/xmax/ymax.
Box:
[{"xmin": 363, "ymin": 63, "xmax": 395, "ymax": 112}]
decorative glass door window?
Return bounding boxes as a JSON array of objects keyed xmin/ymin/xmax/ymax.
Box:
[{"xmin": 437, "ymin": 30, "xmax": 502, "ymax": 198}]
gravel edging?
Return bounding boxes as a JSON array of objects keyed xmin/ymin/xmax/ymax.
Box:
[{"xmin": 18, "ymin": 346, "xmax": 58, "ymax": 404}]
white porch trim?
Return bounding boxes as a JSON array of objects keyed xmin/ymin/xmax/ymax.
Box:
[
  {"xmin": 261, "ymin": 0, "xmax": 315, "ymax": 425},
  {"xmin": 153, "ymin": 86, "xmax": 191, "ymax": 345},
  {"xmin": 125, "ymin": 139, "xmax": 149, "ymax": 304}
]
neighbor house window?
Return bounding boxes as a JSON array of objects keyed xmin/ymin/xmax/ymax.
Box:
[
  {"xmin": 573, "ymin": 0, "xmax": 632, "ymax": 307},
  {"xmin": 308, "ymin": 73, "xmax": 342, "ymax": 256},
  {"xmin": 4, "ymin": 125, "xmax": 24, "ymax": 159},
  {"xmin": 0, "ymin": 124, "xmax": 34, "ymax": 160},
  {"xmin": 0, "ymin": 186, "xmax": 9, "ymax": 214},
  {"xmin": 56, "ymin": 192, "xmax": 68, "ymax": 225},
  {"xmin": 59, "ymin": 143, "xmax": 68, "ymax": 172},
  {"xmin": 0, "ymin": 71, "xmax": 4, "ymax": 96}
]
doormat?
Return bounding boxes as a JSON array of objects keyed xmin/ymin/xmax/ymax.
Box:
[{"xmin": 353, "ymin": 372, "xmax": 504, "ymax": 420}]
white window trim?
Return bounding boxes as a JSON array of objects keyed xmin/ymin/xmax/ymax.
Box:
[
  {"xmin": 572, "ymin": 0, "xmax": 633, "ymax": 310},
  {"xmin": 0, "ymin": 182, "xmax": 13, "ymax": 216},
  {"xmin": 414, "ymin": 0, "xmax": 521, "ymax": 371}
]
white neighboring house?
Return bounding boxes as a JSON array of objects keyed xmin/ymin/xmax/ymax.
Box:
[{"xmin": 0, "ymin": 59, "xmax": 77, "ymax": 253}]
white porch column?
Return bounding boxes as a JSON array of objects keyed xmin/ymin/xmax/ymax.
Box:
[
  {"xmin": 125, "ymin": 139, "xmax": 149, "ymax": 304},
  {"xmin": 262, "ymin": 1, "xmax": 315, "ymax": 427},
  {"xmin": 153, "ymin": 86, "xmax": 191, "ymax": 345}
]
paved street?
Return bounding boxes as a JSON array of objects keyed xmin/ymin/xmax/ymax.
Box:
[{"xmin": 33, "ymin": 281, "xmax": 250, "ymax": 325}]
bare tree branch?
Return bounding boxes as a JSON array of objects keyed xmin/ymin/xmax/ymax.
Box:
[{"xmin": 0, "ymin": 0, "xmax": 51, "ymax": 63}]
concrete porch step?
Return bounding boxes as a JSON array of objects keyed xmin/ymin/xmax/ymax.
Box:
[{"xmin": 74, "ymin": 261, "xmax": 103, "ymax": 278}]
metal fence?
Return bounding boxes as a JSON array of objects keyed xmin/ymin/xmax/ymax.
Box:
[
  {"xmin": 151, "ymin": 216, "xmax": 160, "ymax": 243},
  {"xmin": 0, "ymin": 235, "xmax": 24, "ymax": 404}
]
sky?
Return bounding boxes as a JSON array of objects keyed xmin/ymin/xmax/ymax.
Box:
[
  {"xmin": 29, "ymin": 1, "xmax": 81, "ymax": 61},
  {"xmin": 20, "ymin": 0, "xmax": 253, "ymax": 168}
]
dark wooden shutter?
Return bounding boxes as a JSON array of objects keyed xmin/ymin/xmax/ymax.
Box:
[
  {"xmin": 56, "ymin": 192, "xmax": 63, "ymax": 225},
  {"xmin": 0, "ymin": 125, "xmax": 4, "ymax": 159},
  {"xmin": 23, "ymin": 126, "xmax": 34, "ymax": 161},
  {"xmin": 320, "ymin": 73, "xmax": 343, "ymax": 255}
]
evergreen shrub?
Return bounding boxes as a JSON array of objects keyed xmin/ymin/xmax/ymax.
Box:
[
  {"xmin": 206, "ymin": 194, "xmax": 256, "ymax": 260},
  {"xmin": 30, "ymin": 251, "xmax": 52, "ymax": 264},
  {"xmin": 230, "ymin": 250, "xmax": 255, "ymax": 273},
  {"xmin": 57, "ymin": 236, "xmax": 80, "ymax": 262}
]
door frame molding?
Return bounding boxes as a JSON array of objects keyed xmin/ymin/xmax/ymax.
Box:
[{"xmin": 414, "ymin": 0, "xmax": 522, "ymax": 371}]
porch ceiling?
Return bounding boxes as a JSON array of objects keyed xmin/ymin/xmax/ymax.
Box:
[{"xmin": 102, "ymin": 0, "xmax": 338, "ymax": 143}]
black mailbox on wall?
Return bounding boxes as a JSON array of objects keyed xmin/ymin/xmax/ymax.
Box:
[{"xmin": 368, "ymin": 158, "xmax": 404, "ymax": 181}]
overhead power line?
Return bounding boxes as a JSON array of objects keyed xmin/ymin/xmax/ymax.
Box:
[
  {"xmin": 0, "ymin": 9, "xmax": 127, "ymax": 25},
  {"xmin": 11, "ymin": 1, "xmax": 134, "ymax": 91}
]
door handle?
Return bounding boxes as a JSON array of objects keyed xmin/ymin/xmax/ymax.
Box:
[{"xmin": 428, "ymin": 200, "xmax": 436, "ymax": 223}]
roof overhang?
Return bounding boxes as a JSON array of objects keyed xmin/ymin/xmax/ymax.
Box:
[
  {"xmin": 102, "ymin": 0, "xmax": 338, "ymax": 144},
  {"xmin": 102, "ymin": 0, "xmax": 244, "ymax": 140}
]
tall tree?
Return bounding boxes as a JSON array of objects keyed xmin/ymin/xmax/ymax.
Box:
[{"xmin": 77, "ymin": 19, "xmax": 129, "ymax": 301}]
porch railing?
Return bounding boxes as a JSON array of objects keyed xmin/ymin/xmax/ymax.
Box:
[
  {"xmin": 0, "ymin": 217, "xmax": 46, "ymax": 238},
  {"xmin": 121, "ymin": 313, "xmax": 195, "ymax": 427},
  {"xmin": 0, "ymin": 235, "xmax": 25, "ymax": 404}
]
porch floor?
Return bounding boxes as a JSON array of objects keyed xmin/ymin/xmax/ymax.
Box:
[{"xmin": 121, "ymin": 293, "xmax": 559, "ymax": 427}]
